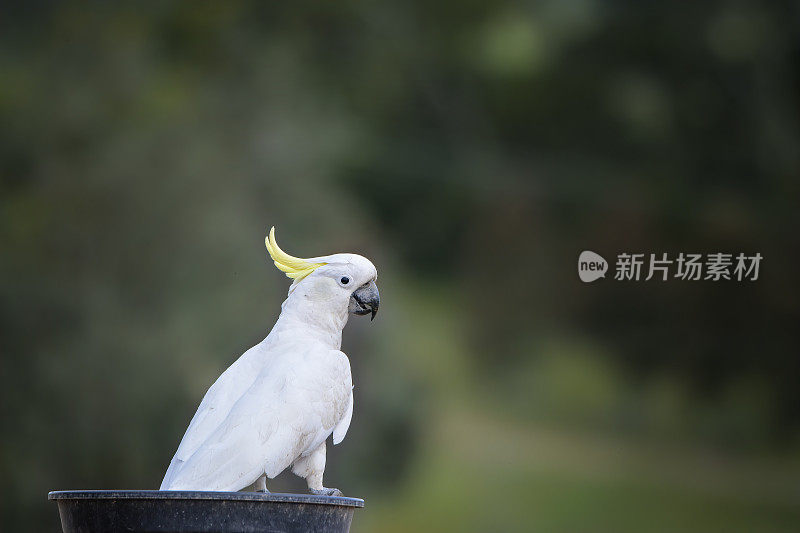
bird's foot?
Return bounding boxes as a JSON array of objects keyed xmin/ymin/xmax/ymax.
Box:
[
  {"xmin": 309, "ymin": 487, "xmax": 342, "ymax": 497},
  {"xmin": 254, "ymin": 474, "xmax": 269, "ymax": 493}
]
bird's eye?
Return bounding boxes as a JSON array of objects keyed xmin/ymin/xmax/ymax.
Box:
[{"xmin": 340, "ymin": 276, "xmax": 350, "ymax": 285}]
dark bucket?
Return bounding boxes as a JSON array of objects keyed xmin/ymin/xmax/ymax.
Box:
[{"xmin": 48, "ymin": 490, "xmax": 364, "ymax": 533}]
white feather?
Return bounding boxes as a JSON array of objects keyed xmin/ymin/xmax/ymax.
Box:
[
  {"xmin": 160, "ymin": 252, "xmax": 376, "ymax": 492},
  {"xmin": 333, "ymin": 389, "xmax": 353, "ymax": 445}
]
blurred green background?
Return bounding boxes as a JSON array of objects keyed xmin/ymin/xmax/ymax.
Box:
[{"xmin": 2, "ymin": 2, "xmax": 799, "ymax": 531}]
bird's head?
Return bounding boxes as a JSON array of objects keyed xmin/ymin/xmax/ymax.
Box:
[{"xmin": 266, "ymin": 227, "xmax": 380, "ymax": 321}]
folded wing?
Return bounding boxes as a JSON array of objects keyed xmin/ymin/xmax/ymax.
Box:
[{"xmin": 161, "ymin": 347, "xmax": 352, "ymax": 491}]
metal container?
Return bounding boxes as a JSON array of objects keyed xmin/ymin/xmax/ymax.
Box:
[{"xmin": 48, "ymin": 490, "xmax": 364, "ymax": 533}]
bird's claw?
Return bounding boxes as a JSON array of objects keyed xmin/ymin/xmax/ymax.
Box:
[{"xmin": 310, "ymin": 487, "xmax": 342, "ymax": 497}]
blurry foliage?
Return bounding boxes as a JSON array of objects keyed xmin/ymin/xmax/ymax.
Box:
[{"xmin": 1, "ymin": 1, "xmax": 800, "ymax": 531}]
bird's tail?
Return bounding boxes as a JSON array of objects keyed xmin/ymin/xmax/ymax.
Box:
[{"xmin": 159, "ymin": 457, "xmax": 185, "ymax": 490}]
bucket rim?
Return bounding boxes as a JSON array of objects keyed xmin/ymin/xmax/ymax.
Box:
[{"xmin": 47, "ymin": 490, "xmax": 364, "ymax": 508}]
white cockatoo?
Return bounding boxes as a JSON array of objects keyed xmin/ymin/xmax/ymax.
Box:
[{"xmin": 159, "ymin": 227, "xmax": 379, "ymax": 496}]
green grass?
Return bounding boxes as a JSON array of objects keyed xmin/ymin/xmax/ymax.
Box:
[{"xmin": 354, "ymin": 409, "xmax": 800, "ymax": 533}]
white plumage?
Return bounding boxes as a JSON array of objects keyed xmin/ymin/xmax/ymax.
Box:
[{"xmin": 160, "ymin": 229, "xmax": 379, "ymax": 495}]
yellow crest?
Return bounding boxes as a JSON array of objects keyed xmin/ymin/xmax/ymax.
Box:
[{"xmin": 265, "ymin": 227, "xmax": 326, "ymax": 283}]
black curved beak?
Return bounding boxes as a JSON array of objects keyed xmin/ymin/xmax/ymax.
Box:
[{"xmin": 350, "ymin": 280, "xmax": 380, "ymax": 321}]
